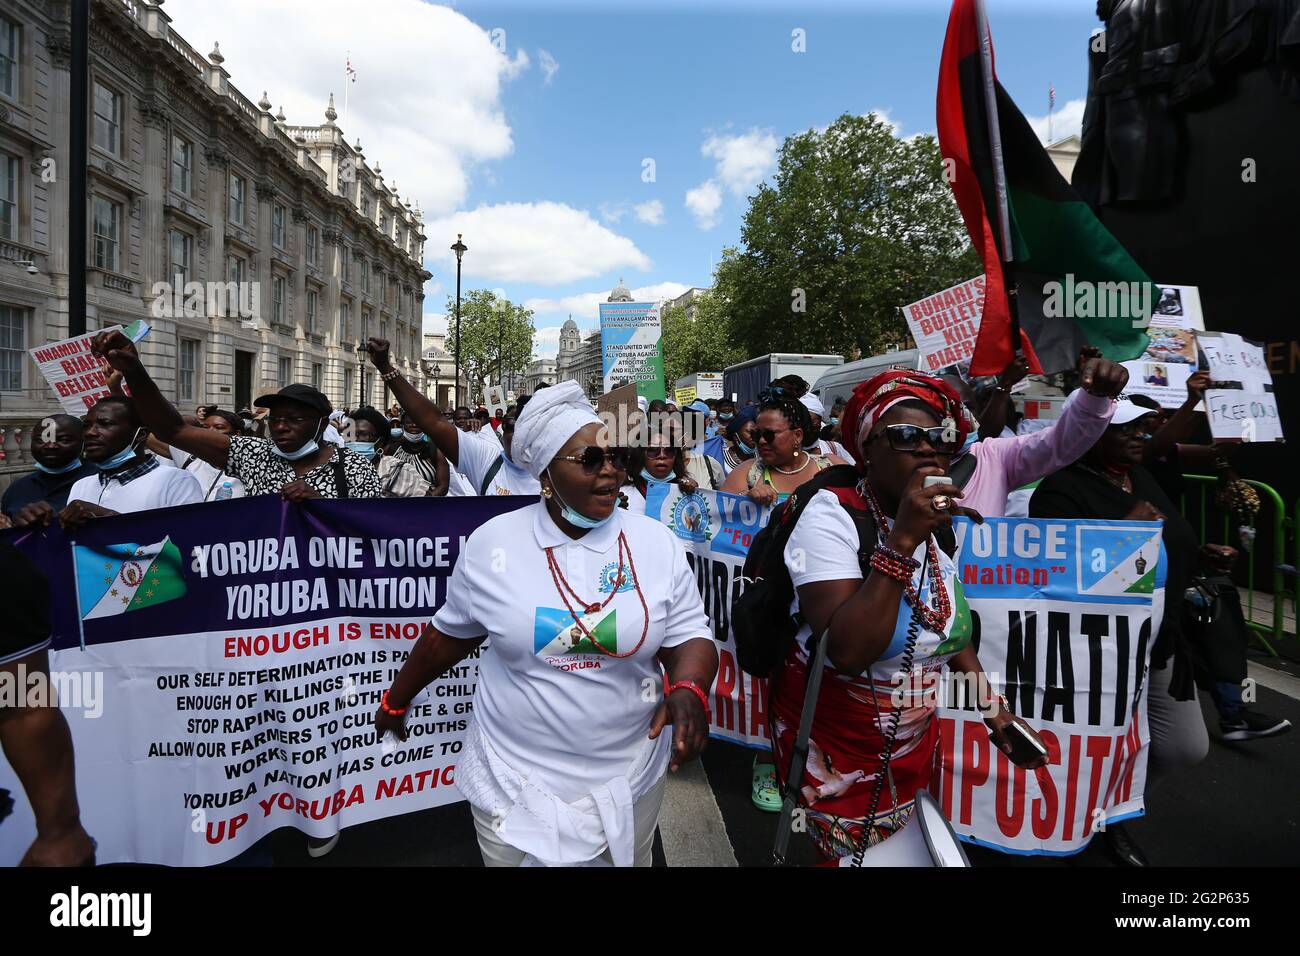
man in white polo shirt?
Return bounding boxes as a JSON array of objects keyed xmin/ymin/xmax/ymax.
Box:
[{"xmin": 15, "ymin": 397, "xmax": 203, "ymax": 531}]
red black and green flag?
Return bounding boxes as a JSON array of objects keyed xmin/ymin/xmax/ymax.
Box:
[{"xmin": 936, "ymin": 0, "xmax": 1154, "ymax": 375}]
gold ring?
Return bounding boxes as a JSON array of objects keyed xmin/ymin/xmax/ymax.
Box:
[{"xmin": 932, "ymin": 495, "xmax": 951, "ymax": 511}]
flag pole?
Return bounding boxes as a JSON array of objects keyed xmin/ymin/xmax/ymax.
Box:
[
  {"xmin": 344, "ymin": 51, "xmax": 349, "ymax": 129},
  {"xmin": 70, "ymin": 540, "xmax": 87, "ymax": 651},
  {"xmin": 975, "ymin": 0, "xmax": 1021, "ymax": 358}
]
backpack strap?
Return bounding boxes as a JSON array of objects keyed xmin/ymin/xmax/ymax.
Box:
[
  {"xmin": 773, "ymin": 627, "xmax": 831, "ymax": 866},
  {"xmin": 332, "ymin": 452, "xmax": 350, "ymax": 499},
  {"xmin": 479, "ymin": 455, "xmax": 505, "ymax": 496}
]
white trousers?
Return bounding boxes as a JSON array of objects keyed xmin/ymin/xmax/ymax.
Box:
[{"xmin": 470, "ymin": 773, "xmax": 667, "ymax": 867}]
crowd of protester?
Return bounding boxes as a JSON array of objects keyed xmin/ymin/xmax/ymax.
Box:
[{"xmin": 0, "ymin": 328, "xmax": 1290, "ymax": 870}]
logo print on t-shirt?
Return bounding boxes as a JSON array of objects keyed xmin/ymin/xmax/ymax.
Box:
[
  {"xmin": 534, "ymin": 606, "xmax": 617, "ymax": 660},
  {"xmin": 596, "ymin": 561, "xmax": 634, "ymax": 594}
]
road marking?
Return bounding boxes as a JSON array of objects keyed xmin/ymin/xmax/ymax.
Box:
[
  {"xmin": 1248, "ymin": 661, "xmax": 1300, "ymax": 703},
  {"xmin": 657, "ymin": 759, "xmax": 738, "ymax": 867}
]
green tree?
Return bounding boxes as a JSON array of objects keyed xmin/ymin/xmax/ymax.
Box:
[
  {"xmin": 660, "ymin": 291, "xmax": 745, "ymax": 387},
  {"xmin": 714, "ymin": 112, "xmax": 979, "ymax": 359},
  {"xmin": 444, "ymin": 289, "xmax": 535, "ymax": 402}
]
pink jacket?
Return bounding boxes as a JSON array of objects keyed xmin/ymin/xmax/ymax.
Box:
[{"xmin": 961, "ymin": 390, "xmax": 1116, "ymax": 517}]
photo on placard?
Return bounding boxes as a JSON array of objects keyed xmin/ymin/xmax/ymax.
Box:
[
  {"xmin": 1154, "ymin": 286, "xmax": 1184, "ymax": 317},
  {"xmin": 1142, "ymin": 328, "xmax": 1198, "ymax": 365},
  {"xmin": 1143, "ymin": 364, "xmax": 1169, "ymax": 387}
]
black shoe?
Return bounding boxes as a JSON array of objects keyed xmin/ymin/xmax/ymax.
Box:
[
  {"xmin": 1220, "ymin": 710, "xmax": 1293, "ymax": 742},
  {"xmin": 1104, "ymin": 822, "xmax": 1148, "ymax": 867}
]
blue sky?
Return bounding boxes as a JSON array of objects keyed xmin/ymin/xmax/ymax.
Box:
[{"xmin": 167, "ymin": 0, "xmax": 1103, "ymax": 358}]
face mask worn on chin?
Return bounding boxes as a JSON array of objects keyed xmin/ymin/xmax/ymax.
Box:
[
  {"xmin": 346, "ymin": 440, "xmax": 380, "ymax": 461},
  {"xmin": 35, "ymin": 458, "xmax": 83, "ymax": 475},
  {"xmin": 94, "ymin": 430, "xmax": 145, "ymax": 471},
  {"xmin": 546, "ymin": 469, "xmax": 617, "ymax": 531},
  {"xmin": 640, "ymin": 467, "xmax": 677, "ymax": 485},
  {"xmin": 270, "ymin": 420, "xmax": 323, "ymax": 462},
  {"xmin": 738, "ymin": 440, "xmax": 756, "ymax": 456}
]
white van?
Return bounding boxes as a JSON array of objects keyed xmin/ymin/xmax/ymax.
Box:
[{"xmin": 812, "ymin": 349, "xmax": 919, "ymax": 409}]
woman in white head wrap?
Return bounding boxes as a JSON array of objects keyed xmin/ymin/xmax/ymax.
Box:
[
  {"xmin": 799, "ymin": 392, "xmax": 850, "ymax": 461},
  {"xmin": 375, "ymin": 381, "xmax": 718, "ymax": 867}
]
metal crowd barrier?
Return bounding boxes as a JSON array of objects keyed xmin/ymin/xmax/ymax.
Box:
[{"xmin": 1179, "ymin": 475, "xmax": 1294, "ymax": 653}]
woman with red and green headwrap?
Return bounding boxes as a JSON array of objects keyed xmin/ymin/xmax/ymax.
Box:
[{"xmin": 768, "ymin": 369, "xmax": 1047, "ymax": 863}]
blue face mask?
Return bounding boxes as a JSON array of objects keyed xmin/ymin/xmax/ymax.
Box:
[
  {"xmin": 829, "ymin": 417, "xmax": 839, "ymax": 426},
  {"xmin": 955, "ymin": 432, "xmax": 979, "ymax": 458},
  {"xmin": 389, "ymin": 427, "xmax": 403, "ymax": 439},
  {"xmin": 640, "ymin": 467, "xmax": 677, "ymax": 485},
  {"xmin": 718, "ymin": 412, "xmax": 734, "ymax": 421},
  {"xmin": 738, "ymin": 440, "xmax": 756, "ymax": 456},
  {"xmin": 271, "ymin": 438, "xmax": 319, "ymax": 461},
  {"xmin": 346, "ymin": 440, "xmax": 379, "ymax": 461},
  {"xmin": 35, "ymin": 457, "xmax": 83, "ymax": 476},
  {"xmin": 547, "ymin": 469, "xmax": 617, "ymax": 531},
  {"xmin": 94, "ymin": 430, "xmax": 145, "ymax": 471}
]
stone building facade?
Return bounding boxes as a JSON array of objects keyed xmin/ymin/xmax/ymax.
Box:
[{"xmin": 0, "ymin": 0, "xmax": 430, "ymax": 480}]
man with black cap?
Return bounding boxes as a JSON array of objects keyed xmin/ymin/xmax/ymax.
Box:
[{"xmin": 89, "ymin": 330, "xmax": 380, "ymax": 500}]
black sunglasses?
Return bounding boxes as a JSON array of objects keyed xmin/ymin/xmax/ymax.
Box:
[
  {"xmin": 645, "ymin": 446, "xmax": 676, "ymax": 459},
  {"xmin": 756, "ymin": 427, "xmax": 792, "ymax": 444},
  {"xmin": 870, "ymin": 423, "xmax": 960, "ymax": 455},
  {"xmin": 553, "ymin": 446, "xmax": 630, "ymax": 474}
]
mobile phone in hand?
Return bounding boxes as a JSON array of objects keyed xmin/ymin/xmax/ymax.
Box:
[{"xmin": 990, "ymin": 721, "xmax": 1048, "ymax": 766}]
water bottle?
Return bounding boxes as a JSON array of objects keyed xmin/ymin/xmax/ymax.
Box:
[{"xmin": 215, "ymin": 481, "xmax": 234, "ymax": 501}]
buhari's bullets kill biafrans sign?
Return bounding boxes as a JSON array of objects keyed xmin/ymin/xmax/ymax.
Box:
[
  {"xmin": 0, "ymin": 495, "xmax": 528, "ymax": 866},
  {"xmin": 600, "ymin": 301, "xmax": 665, "ymax": 401},
  {"xmin": 28, "ymin": 320, "xmax": 151, "ymax": 414},
  {"xmin": 644, "ymin": 484, "xmax": 774, "ymax": 748},
  {"xmin": 934, "ymin": 517, "xmax": 1163, "ymax": 856},
  {"xmin": 903, "ymin": 276, "xmax": 985, "ymax": 373}
]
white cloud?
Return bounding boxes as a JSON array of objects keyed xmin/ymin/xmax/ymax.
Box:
[
  {"xmin": 422, "ymin": 202, "xmax": 651, "ymax": 285},
  {"xmin": 701, "ymin": 128, "xmax": 778, "ymax": 197},
  {"xmin": 164, "ymin": 0, "xmax": 526, "ymax": 216},
  {"xmin": 525, "ymin": 281, "xmax": 691, "ymax": 327},
  {"xmin": 685, "ymin": 180, "xmax": 723, "ymax": 230},
  {"xmin": 598, "ymin": 201, "xmax": 627, "ymax": 224},
  {"xmin": 422, "ymin": 313, "xmax": 448, "ymax": 336},
  {"xmin": 538, "ymin": 49, "xmax": 560, "ymax": 85},
  {"xmin": 1026, "ymin": 97, "xmax": 1086, "ymax": 145},
  {"xmin": 634, "ymin": 199, "xmax": 665, "ymax": 226},
  {"xmin": 532, "ymin": 325, "xmax": 566, "ymax": 359},
  {"xmin": 867, "ymin": 107, "xmax": 902, "ymax": 137}
]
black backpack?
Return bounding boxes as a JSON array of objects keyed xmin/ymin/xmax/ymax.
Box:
[{"xmin": 731, "ymin": 459, "xmax": 969, "ymax": 679}]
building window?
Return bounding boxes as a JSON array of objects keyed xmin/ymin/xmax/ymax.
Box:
[
  {"xmin": 362, "ymin": 261, "xmax": 370, "ymax": 294},
  {"xmin": 306, "ymin": 226, "xmax": 318, "ymax": 265},
  {"xmin": 179, "ymin": 338, "xmax": 199, "ymax": 402},
  {"xmin": 0, "ymin": 152, "xmax": 16, "ymax": 240},
  {"xmin": 169, "ymin": 229, "xmax": 191, "ymax": 283},
  {"xmin": 340, "ymin": 245, "xmax": 350, "ymax": 285},
  {"xmin": 92, "ymin": 81, "xmax": 123, "ymax": 156},
  {"xmin": 228, "ymin": 173, "xmax": 245, "ymax": 225},
  {"xmin": 344, "ymin": 366, "xmax": 354, "ymax": 402},
  {"xmin": 340, "ymin": 302, "xmax": 350, "ymax": 342},
  {"xmin": 272, "ymin": 203, "xmax": 286, "ymax": 248},
  {"xmin": 311, "ymin": 363, "xmax": 323, "ymax": 391},
  {"xmin": 279, "ymin": 356, "xmax": 292, "ymax": 386},
  {"xmin": 171, "ymin": 135, "xmax": 192, "ymax": 196},
  {"xmin": 379, "ymin": 212, "xmax": 386, "ymax": 234},
  {"xmin": 92, "ymin": 196, "xmax": 120, "ymax": 272},
  {"xmin": 0, "ymin": 304, "xmax": 23, "ymax": 391},
  {"xmin": 361, "ymin": 195, "xmax": 371, "ymax": 218},
  {"xmin": 306, "ymin": 289, "xmax": 317, "ymax": 333},
  {"xmin": 380, "ymin": 319, "xmax": 387, "ymax": 344},
  {"xmin": 272, "ymin": 275, "xmax": 286, "ymax": 324},
  {"xmin": 227, "ymin": 254, "xmax": 245, "ymax": 284},
  {"xmin": 0, "ymin": 17, "xmax": 18, "ymax": 100}
]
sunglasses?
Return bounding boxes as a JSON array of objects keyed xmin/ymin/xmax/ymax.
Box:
[
  {"xmin": 267, "ymin": 415, "xmax": 316, "ymax": 427},
  {"xmin": 1114, "ymin": 418, "xmax": 1156, "ymax": 437},
  {"xmin": 870, "ymin": 423, "xmax": 960, "ymax": 455},
  {"xmin": 756, "ymin": 427, "xmax": 791, "ymax": 444},
  {"xmin": 553, "ymin": 446, "xmax": 630, "ymax": 474},
  {"xmin": 645, "ymin": 446, "xmax": 676, "ymax": 459}
]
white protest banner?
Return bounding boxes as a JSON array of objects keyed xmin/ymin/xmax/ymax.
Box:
[
  {"xmin": 483, "ymin": 384, "xmax": 507, "ymax": 418},
  {"xmin": 643, "ymin": 484, "xmax": 772, "ymax": 747},
  {"xmin": 1199, "ymin": 332, "xmax": 1285, "ymax": 442},
  {"xmin": 903, "ymin": 276, "xmax": 985, "ymax": 373},
  {"xmin": 933, "ymin": 517, "xmax": 1162, "ymax": 856},
  {"xmin": 28, "ymin": 320, "xmax": 151, "ymax": 413},
  {"xmin": 1120, "ymin": 284, "xmax": 1204, "ymax": 408},
  {"xmin": 0, "ymin": 495, "xmax": 523, "ymax": 866}
]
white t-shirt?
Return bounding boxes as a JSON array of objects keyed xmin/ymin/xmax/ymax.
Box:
[
  {"xmin": 816, "ymin": 438, "xmax": 850, "ymax": 460},
  {"xmin": 168, "ymin": 446, "xmax": 247, "ymax": 502},
  {"xmin": 456, "ymin": 429, "xmax": 539, "ymax": 497},
  {"xmin": 783, "ymin": 490, "xmax": 962, "ymax": 684},
  {"xmin": 445, "ymin": 467, "xmax": 476, "ymax": 497},
  {"xmin": 433, "ymin": 503, "xmax": 710, "ymax": 806},
  {"xmin": 68, "ymin": 460, "xmax": 204, "ymax": 515}
]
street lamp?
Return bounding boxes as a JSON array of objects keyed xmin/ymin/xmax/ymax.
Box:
[{"xmin": 451, "ymin": 233, "xmax": 467, "ymax": 408}]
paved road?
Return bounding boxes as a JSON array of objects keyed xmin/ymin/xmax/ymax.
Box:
[{"xmin": 267, "ymin": 650, "xmax": 1300, "ymax": 867}]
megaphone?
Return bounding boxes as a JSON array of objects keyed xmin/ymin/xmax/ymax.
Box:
[{"xmin": 839, "ymin": 790, "xmax": 970, "ymax": 867}]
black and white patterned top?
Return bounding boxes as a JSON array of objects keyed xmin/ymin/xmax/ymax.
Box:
[{"xmin": 225, "ymin": 437, "xmax": 381, "ymax": 499}]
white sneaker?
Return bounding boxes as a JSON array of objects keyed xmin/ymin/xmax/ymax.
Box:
[{"xmin": 306, "ymin": 833, "xmax": 340, "ymax": 858}]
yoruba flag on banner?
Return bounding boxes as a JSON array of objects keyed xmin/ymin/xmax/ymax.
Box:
[
  {"xmin": 75, "ymin": 537, "xmax": 187, "ymax": 620},
  {"xmin": 936, "ymin": 0, "xmax": 1154, "ymax": 375},
  {"xmin": 1077, "ymin": 525, "xmax": 1163, "ymax": 597}
]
